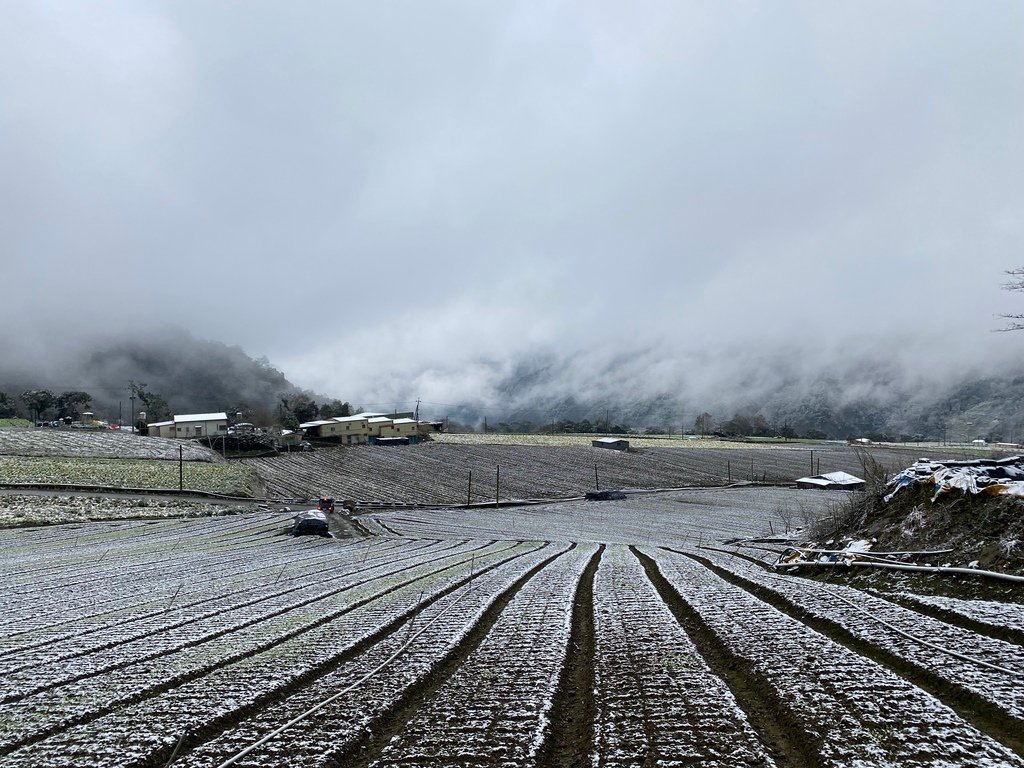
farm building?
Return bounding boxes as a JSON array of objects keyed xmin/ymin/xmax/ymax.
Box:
[
  {"xmin": 299, "ymin": 416, "xmax": 374, "ymax": 444},
  {"xmin": 593, "ymin": 437, "xmax": 630, "ymax": 451},
  {"xmin": 298, "ymin": 414, "xmax": 437, "ymax": 445},
  {"xmin": 297, "ymin": 419, "xmax": 337, "ymax": 438},
  {"xmin": 172, "ymin": 412, "xmax": 229, "ymax": 439},
  {"xmin": 147, "ymin": 420, "xmax": 175, "ymax": 438},
  {"xmin": 146, "ymin": 413, "xmax": 229, "ymax": 439},
  {"xmin": 331, "ymin": 415, "xmax": 371, "ymax": 444},
  {"xmin": 386, "ymin": 418, "xmax": 419, "ymax": 437},
  {"xmin": 366, "ymin": 417, "xmax": 394, "ymax": 439},
  {"xmin": 796, "ymin": 470, "xmax": 865, "ymax": 490}
]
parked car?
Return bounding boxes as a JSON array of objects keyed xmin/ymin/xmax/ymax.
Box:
[
  {"xmin": 292, "ymin": 510, "xmax": 330, "ymax": 537},
  {"xmin": 317, "ymin": 496, "xmax": 335, "ymax": 513}
]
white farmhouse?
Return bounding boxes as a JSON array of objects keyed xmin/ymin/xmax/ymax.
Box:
[{"xmin": 172, "ymin": 412, "xmax": 229, "ymax": 439}]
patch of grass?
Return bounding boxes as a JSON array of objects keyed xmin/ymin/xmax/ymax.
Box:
[
  {"xmin": 0, "ymin": 455, "xmax": 262, "ymax": 497},
  {"xmin": 0, "ymin": 419, "xmax": 32, "ymax": 428}
]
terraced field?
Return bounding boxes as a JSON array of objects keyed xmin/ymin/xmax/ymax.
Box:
[
  {"xmin": 243, "ymin": 441, "xmax": 948, "ymax": 504},
  {"xmin": 0, "ymin": 428, "xmax": 219, "ymax": 461},
  {"xmin": 2, "ymin": 494, "xmax": 1022, "ymax": 767},
  {"xmin": 0, "ymin": 428, "xmax": 264, "ymax": 498}
]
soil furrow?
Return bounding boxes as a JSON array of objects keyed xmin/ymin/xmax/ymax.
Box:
[
  {"xmin": 535, "ymin": 544, "xmax": 603, "ymax": 768},
  {"xmin": 678, "ymin": 548, "xmax": 1024, "ymax": 759},
  {"xmin": 147, "ymin": 542, "xmax": 553, "ymax": 768},
  {"xmin": 630, "ymin": 545, "xmax": 821, "ymax": 768},
  {"xmin": 323, "ymin": 544, "xmax": 576, "ymax": 768},
  {"xmin": 0, "ymin": 542, "xmax": 520, "ymax": 758}
]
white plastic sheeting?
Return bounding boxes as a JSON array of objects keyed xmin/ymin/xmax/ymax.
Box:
[{"xmin": 885, "ymin": 456, "xmax": 1024, "ymax": 503}]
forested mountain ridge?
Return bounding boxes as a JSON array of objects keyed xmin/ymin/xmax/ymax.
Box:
[{"xmin": 0, "ymin": 328, "xmax": 305, "ymax": 425}]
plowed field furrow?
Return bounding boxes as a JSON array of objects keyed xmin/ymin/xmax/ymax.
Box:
[
  {"xmin": 590, "ymin": 544, "xmax": 776, "ymax": 767},
  {"xmin": 372, "ymin": 487, "xmax": 843, "ymax": 547},
  {"xmin": 0, "ymin": 534, "xmax": 322, "ymax": 633},
  {"xmin": 0, "ymin": 536, "xmax": 410, "ymax": 634},
  {"xmin": 245, "ymin": 443, "xmax": 938, "ymax": 505},
  {"xmin": 687, "ymin": 548, "xmax": 1024, "ymax": 741},
  {"xmin": 1, "ymin": 542, "xmax": 554, "ymax": 768},
  {"xmin": 0, "ymin": 428, "xmax": 218, "ymax": 461},
  {"xmin": 886, "ymin": 592, "xmax": 1024, "ymax": 643},
  {"xmin": 0, "ymin": 515, "xmax": 287, "ymax": 592},
  {"xmin": 0, "ymin": 539, "xmax": 462, "ymax": 677},
  {"xmin": 360, "ymin": 543, "xmax": 599, "ymax": 767},
  {"xmin": 641, "ymin": 547, "xmax": 1024, "ymax": 767},
  {"xmin": 170, "ymin": 543, "xmax": 567, "ymax": 768},
  {"xmin": 0, "ymin": 531, "xmax": 348, "ymax": 625},
  {"xmin": 0, "ymin": 540, "xmax": 522, "ymax": 754}
]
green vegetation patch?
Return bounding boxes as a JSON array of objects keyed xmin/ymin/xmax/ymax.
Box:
[
  {"xmin": 0, "ymin": 419, "xmax": 32, "ymax": 428},
  {"xmin": 0, "ymin": 494, "xmax": 242, "ymax": 527},
  {"xmin": 0, "ymin": 456, "xmax": 261, "ymax": 497}
]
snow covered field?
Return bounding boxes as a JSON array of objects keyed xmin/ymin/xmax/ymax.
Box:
[{"xmin": 1, "ymin": 491, "xmax": 1022, "ymax": 766}]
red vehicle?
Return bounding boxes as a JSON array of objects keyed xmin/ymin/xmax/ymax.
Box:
[{"xmin": 317, "ymin": 496, "xmax": 335, "ymax": 513}]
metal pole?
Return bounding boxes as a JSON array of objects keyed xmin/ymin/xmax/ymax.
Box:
[
  {"xmin": 495, "ymin": 465, "xmax": 500, "ymax": 507},
  {"xmin": 179, "ymin": 445, "xmax": 183, "ymax": 491},
  {"xmin": 467, "ymin": 470, "xmax": 472, "ymax": 507}
]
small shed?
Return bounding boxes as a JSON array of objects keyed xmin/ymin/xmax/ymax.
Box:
[
  {"xmin": 796, "ymin": 471, "xmax": 865, "ymax": 491},
  {"xmin": 147, "ymin": 420, "xmax": 175, "ymax": 439},
  {"xmin": 593, "ymin": 437, "xmax": 630, "ymax": 451}
]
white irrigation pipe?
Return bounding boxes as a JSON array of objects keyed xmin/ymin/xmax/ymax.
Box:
[
  {"xmin": 711, "ymin": 551, "xmax": 1024, "ymax": 680},
  {"xmin": 209, "ymin": 576, "xmax": 483, "ymax": 768},
  {"xmin": 818, "ymin": 583, "xmax": 1024, "ymax": 680},
  {"xmin": 783, "ymin": 546, "xmax": 955, "ymax": 558},
  {"xmin": 777, "ymin": 558, "xmax": 1024, "ymax": 584}
]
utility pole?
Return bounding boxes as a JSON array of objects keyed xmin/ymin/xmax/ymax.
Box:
[
  {"xmin": 129, "ymin": 390, "xmax": 136, "ymax": 434},
  {"xmin": 415, "ymin": 398, "xmax": 421, "ymax": 422}
]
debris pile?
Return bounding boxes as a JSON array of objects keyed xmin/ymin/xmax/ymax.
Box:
[{"xmin": 884, "ymin": 456, "xmax": 1024, "ymax": 503}]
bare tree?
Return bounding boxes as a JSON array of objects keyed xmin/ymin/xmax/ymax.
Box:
[{"xmin": 998, "ymin": 268, "xmax": 1024, "ymax": 331}]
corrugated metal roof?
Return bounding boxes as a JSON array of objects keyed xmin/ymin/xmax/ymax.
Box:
[
  {"xmin": 367, "ymin": 417, "xmax": 392, "ymax": 424},
  {"xmin": 392, "ymin": 418, "xmax": 416, "ymax": 424},
  {"xmin": 147, "ymin": 420, "xmax": 174, "ymax": 427},
  {"xmin": 796, "ymin": 471, "xmax": 864, "ymax": 486},
  {"xmin": 332, "ymin": 415, "xmax": 369, "ymax": 423},
  {"xmin": 174, "ymin": 412, "xmax": 228, "ymax": 423},
  {"xmin": 299, "ymin": 419, "xmax": 335, "ymax": 428}
]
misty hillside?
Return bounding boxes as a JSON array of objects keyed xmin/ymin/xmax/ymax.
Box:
[
  {"xmin": 0, "ymin": 328, "xmax": 305, "ymax": 424},
  {"xmin": 437, "ymin": 347, "xmax": 1024, "ymax": 442},
  {"xmin": 4, "ymin": 328, "xmax": 1024, "ymax": 441}
]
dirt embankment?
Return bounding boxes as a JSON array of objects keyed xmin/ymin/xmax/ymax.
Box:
[{"xmin": 849, "ymin": 487, "xmax": 1024, "ymax": 575}]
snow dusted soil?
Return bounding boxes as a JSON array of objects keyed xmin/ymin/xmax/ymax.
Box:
[
  {"xmin": 1, "ymin": 491, "xmax": 1023, "ymax": 767},
  {"xmin": 0, "ymin": 428, "xmax": 219, "ymax": 462},
  {"xmin": 242, "ymin": 441, "xmax": 933, "ymax": 504}
]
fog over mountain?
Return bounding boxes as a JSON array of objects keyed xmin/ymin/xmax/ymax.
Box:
[{"xmin": 2, "ymin": 2, "xmax": 1022, "ymax": 434}]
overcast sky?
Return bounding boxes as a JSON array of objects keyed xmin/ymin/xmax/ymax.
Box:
[{"xmin": 2, "ymin": 1, "xmax": 1023, "ymax": 405}]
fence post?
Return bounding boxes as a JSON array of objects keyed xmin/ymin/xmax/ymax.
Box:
[
  {"xmin": 179, "ymin": 445, "xmax": 183, "ymax": 491},
  {"xmin": 495, "ymin": 465, "xmax": 500, "ymax": 508},
  {"xmin": 467, "ymin": 469, "xmax": 473, "ymax": 507}
]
